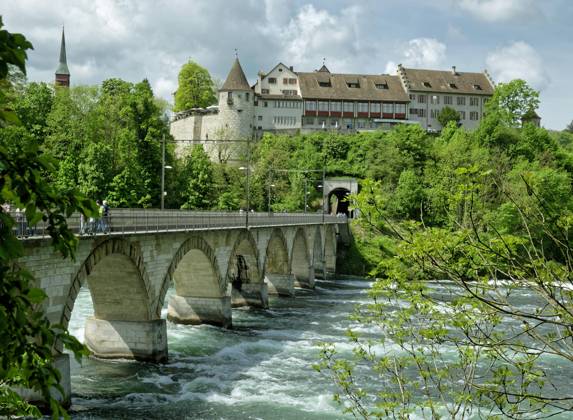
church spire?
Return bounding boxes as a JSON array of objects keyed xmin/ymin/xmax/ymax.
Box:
[{"xmin": 55, "ymin": 26, "xmax": 70, "ymax": 87}]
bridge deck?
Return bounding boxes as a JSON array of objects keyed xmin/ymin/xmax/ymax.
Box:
[{"xmin": 11, "ymin": 209, "xmax": 346, "ymax": 239}]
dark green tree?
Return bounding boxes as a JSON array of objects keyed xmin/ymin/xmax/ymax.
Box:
[{"xmin": 436, "ymin": 106, "xmax": 460, "ymax": 128}]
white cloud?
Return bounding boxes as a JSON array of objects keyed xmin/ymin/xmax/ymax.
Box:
[
  {"xmin": 384, "ymin": 38, "xmax": 447, "ymax": 73},
  {"xmin": 486, "ymin": 41, "xmax": 550, "ymax": 90},
  {"xmin": 458, "ymin": 0, "xmax": 540, "ymax": 22}
]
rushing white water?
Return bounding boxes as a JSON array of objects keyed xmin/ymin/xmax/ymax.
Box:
[{"xmin": 66, "ymin": 279, "xmax": 371, "ymax": 419}]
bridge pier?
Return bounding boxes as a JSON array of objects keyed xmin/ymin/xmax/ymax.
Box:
[
  {"xmin": 168, "ymin": 295, "xmax": 232, "ymax": 328},
  {"xmin": 232, "ymin": 283, "xmax": 269, "ymax": 308},
  {"xmin": 293, "ymin": 266, "xmax": 315, "ymax": 289},
  {"xmin": 84, "ymin": 317, "xmax": 168, "ymax": 363},
  {"xmin": 266, "ymin": 274, "xmax": 295, "ymax": 297}
]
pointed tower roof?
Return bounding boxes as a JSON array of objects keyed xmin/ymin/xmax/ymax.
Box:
[
  {"xmin": 55, "ymin": 27, "xmax": 70, "ymax": 76},
  {"xmin": 220, "ymin": 58, "xmax": 250, "ymax": 91}
]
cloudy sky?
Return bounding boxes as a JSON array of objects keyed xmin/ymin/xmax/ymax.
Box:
[{"xmin": 2, "ymin": 0, "xmax": 571, "ymax": 129}]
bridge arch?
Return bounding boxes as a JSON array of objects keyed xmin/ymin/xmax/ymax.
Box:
[
  {"xmin": 324, "ymin": 224, "xmax": 337, "ymax": 275},
  {"xmin": 312, "ymin": 226, "xmax": 323, "ymax": 274},
  {"xmin": 227, "ymin": 230, "xmax": 267, "ymax": 308},
  {"xmin": 290, "ymin": 227, "xmax": 313, "ymax": 288},
  {"xmin": 161, "ymin": 235, "xmax": 230, "ymax": 327},
  {"xmin": 263, "ymin": 228, "xmax": 292, "ymax": 296},
  {"xmin": 62, "ymin": 238, "xmax": 166, "ymax": 362},
  {"xmin": 62, "ymin": 238, "xmax": 153, "ymax": 329}
]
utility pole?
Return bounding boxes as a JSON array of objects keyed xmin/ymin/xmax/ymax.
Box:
[
  {"xmin": 304, "ymin": 177, "xmax": 308, "ymax": 213},
  {"xmin": 161, "ymin": 134, "xmax": 165, "ymax": 210}
]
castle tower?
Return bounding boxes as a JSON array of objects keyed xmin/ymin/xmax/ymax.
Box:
[
  {"xmin": 217, "ymin": 57, "xmax": 254, "ymax": 140},
  {"xmin": 55, "ymin": 27, "xmax": 70, "ymax": 87}
]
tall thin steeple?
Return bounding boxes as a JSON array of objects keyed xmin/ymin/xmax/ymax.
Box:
[{"xmin": 55, "ymin": 26, "xmax": 70, "ymax": 87}]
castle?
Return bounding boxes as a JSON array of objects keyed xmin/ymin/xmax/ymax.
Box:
[{"xmin": 170, "ymin": 57, "xmax": 496, "ymax": 159}]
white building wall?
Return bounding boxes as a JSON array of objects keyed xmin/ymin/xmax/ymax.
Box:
[
  {"xmin": 408, "ymin": 92, "xmax": 488, "ymax": 131},
  {"xmin": 254, "ymin": 99, "xmax": 303, "ymax": 131},
  {"xmin": 255, "ymin": 63, "xmax": 301, "ymax": 96}
]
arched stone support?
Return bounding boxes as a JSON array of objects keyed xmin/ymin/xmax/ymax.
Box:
[
  {"xmin": 324, "ymin": 225, "xmax": 337, "ymax": 277},
  {"xmin": 163, "ymin": 235, "xmax": 231, "ymax": 328},
  {"xmin": 263, "ymin": 228, "xmax": 293, "ymax": 297},
  {"xmin": 228, "ymin": 230, "xmax": 268, "ymax": 308},
  {"xmin": 290, "ymin": 228, "xmax": 314, "ymax": 289}
]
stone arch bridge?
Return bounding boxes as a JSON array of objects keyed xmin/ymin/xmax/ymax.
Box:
[{"xmin": 18, "ymin": 209, "xmax": 346, "ymax": 404}]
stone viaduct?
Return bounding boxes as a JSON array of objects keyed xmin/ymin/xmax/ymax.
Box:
[{"xmin": 18, "ymin": 210, "xmax": 345, "ymax": 405}]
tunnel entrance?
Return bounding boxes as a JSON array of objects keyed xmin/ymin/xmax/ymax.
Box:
[{"xmin": 328, "ymin": 188, "xmax": 351, "ymax": 217}]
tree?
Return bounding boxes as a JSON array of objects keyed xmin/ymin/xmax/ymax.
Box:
[
  {"xmin": 485, "ymin": 79, "xmax": 540, "ymax": 127},
  {"xmin": 180, "ymin": 145, "xmax": 215, "ymax": 209},
  {"xmin": 437, "ymin": 106, "xmax": 460, "ymax": 128},
  {"xmin": 0, "ymin": 19, "xmax": 96, "ymax": 417},
  {"xmin": 173, "ymin": 60, "xmax": 217, "ymax": 112},
  {"xmin": 566, "ymin": 120, "xmax": 573, "ymax": 133}
]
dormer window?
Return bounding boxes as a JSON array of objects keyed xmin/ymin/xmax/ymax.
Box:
[
  {"xmin": 375, "ymin": 83, "xmax": 389, "ymax": 90},
  {"xmin": 449, "ymin": 83, "xmax": 458, "ymax": 89},
  {"xmin": 262, "ymin": 88, "xmax": 270, "ymax": 94},
  {"xmin": 423, "ymin": 81, "xmax": 432, "ymax": 88},
  {"xmin": 319, "ymin": 81, "xmax": 332, "ymax": 87},
  {"xmin": 473, "ymin": 84, "xmax": 482, "ymax": 90},
  {"xmin": 347, "ymin": 81, "xmax": 360, "ymax": 88}
]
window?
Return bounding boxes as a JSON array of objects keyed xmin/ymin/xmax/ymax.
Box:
[
  {"xmin": 318, "ymin": 81, "xmax": 332, "ymax": 87},
  {"xmin": 283, "ymin": 78, "xmax": 288, "ymax": 84},
  {"xmin": 375, "ymin": 83, "xmax": 389, "ymax": 89},
  {"xmin": 319, "ymin": 120, "xmax": 327, "ymax": 128},
  {"xmin": 246, "ymin": 92, "xmax": 249, "ymax": 101},
  {"xmin": 261, "ymin": 88, "xmax": 270, "ymax": 94},
  {"xmin": 449, "ymin": 83, "xmax": 458, "ymax": 89},
  {"xmin": 330, "ymin": 101, "xmax": 342, "ymax": 112},
  {"xmin": 305, "ymin": 100, "xmax": 316, "ymax": 111},
  {"xmin": 258, "ymin": 115, "xmax": 262, "ymax": 121},
  {"xmin": 423, "ymin": 81, "xmax": 432, "ymax": 88},
  {"xmin": 409, "ymin": 94, "xmax": 416, "ymax": 101},
  {"xmin": 282, "ymin": 89, "xmax": 297, "ymax": 96},
  {"xmin": 444, "ymin": 96, "xmax": 452, "ymax": 105},
  {"xmin": 371, "ymin": 102, "xmax": 381, "ymax": 113},
  {"xmin": 470, "ymin": 111, "xmax": 479, "ymax": 121},
  {"xmin": 473, "ymin": 84, "xmax": 482, "ymax": 90},
  {"xmin": 344, "ymin": 119, "xmax": 353, "ymax": 129},
  {"xmin": 418, "ymin": 94, "xmax": 427, "ymax": 103},
  {"xmin": 383, "ymin": 103, "xmax": 394, "ymax": 113},
  {"xmin": 430, "ymin": 109, "xmax": 439, "ymax": 119},
  {"xmin": 418, "ymin": 109, "xmax": 426, "ymax": 117},
  {"xmin": 289, "ymin": 78, "xmax": 297, "ymax": 85},
  {"xmin": 430, "ymin": 95, "xmax": 440, "ymax": 105},
  {"xmin": 470, "ymin": 97, "xmax": 479, "ymax": 106},
  {"xmin": 410, "ymin": 108, "xmax": 418, "ymax": 115},
  {"xmin": 457, "ymin": 96, "xmax": 466, "ymax": 106},
  {"xmin": 395, "ymin": 104, "xmax": 406, "ymax": 114},
  {"xmin": 343, "ymin": 102, "xmax": 354, "ymax": 113},
  {"xmin": 303, "ymin": 117, "xmax": 315, "ymax": 125},
  {"xmin": 330, "ymin": 119, "xmax": 337, "ymax": 126},
  {"xmin": 358, "ymin": 102, "xmax": 369, "ymax": 113},
  {"xmin": 459, "ymin": 111, "xmax": 466, "ymax": 120},
  {"xmin": 268, "ymin": 77, "xmax": 277, "ymax": 84},
  {"xmin": 227, "ymin": 91, "xmax": 233, "ymax": 104},
  {"xmin": 347, "ymin": 81, "xmax": 360, "ymax": 88},
  {"xmin": 318, "ymin": 101, "xmax": 329, "ymax": 111},
  {"xmin": 263, "ymin": 101, "xmax": 268, "ymax": 107}
]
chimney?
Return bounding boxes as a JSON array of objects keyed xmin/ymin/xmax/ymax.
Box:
[
  {"xmin": 289, "ymin": 66, "xmax": 293, "ymax": 71},
  {"xmin": 452, "ymin": 66, "xmax": 457, "ymax": 75}
]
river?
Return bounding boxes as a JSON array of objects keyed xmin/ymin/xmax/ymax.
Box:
[{"xmin": 67, "ymin": 278, "xmax": 373, "ymax": 419}]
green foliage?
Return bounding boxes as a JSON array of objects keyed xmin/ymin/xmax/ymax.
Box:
[
  {"xmin": 0, "ymin": 22, "xmax": 96, "ymax": 418},
  {"xmin": 485, "ymin": 79, "xmax": 540, "ymax": 127},
  {"xmin": 173, "ymin": 60, "xmax": 217, "ymax": 112},
  {"xmin": 180, "ymin": 145, "xmax": 215, "ymax": 209},
  {"xmin": 437, "ymin": 106, "xmax": 460, "ymax": 128}
]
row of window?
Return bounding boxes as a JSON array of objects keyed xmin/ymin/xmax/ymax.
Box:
[
  {"xmin": 273, "ymin": 100, "xmax": 301, "ymax": 109},
  {"xmin": 302, "ymin": 117, "xmax": 383, "ymax": 129},
  {"xmin": 268, "ymin": 77, "xmax": 297, "ymax": 85},
  {"xmin": 273, "ymin": 116, "xmax": 298, "ymax": 126},
  {"xmin": 411, "ymin": 108, "xmax": 482, "ymax": 121},
  {"xmin": 305, "ymin": 100, "xmax": 406, "ymax": 114},
  {"xmin": 413, "ymin": 94, "xmax": 484, "ymax": 107}
]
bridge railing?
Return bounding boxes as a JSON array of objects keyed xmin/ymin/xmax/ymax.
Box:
[{"xmin": 9, "ymin": 209, "xmax": 346, "ymax": 239}]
